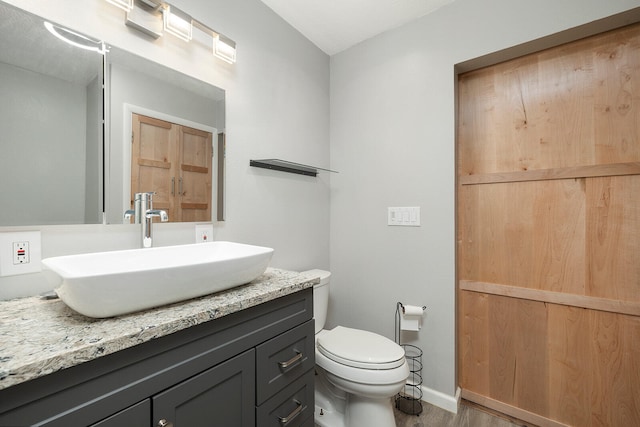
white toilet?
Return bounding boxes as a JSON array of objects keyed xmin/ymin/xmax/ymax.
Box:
[{"xmin": 301, "ymin": 269, "xmax": 409, "ymax": 427}]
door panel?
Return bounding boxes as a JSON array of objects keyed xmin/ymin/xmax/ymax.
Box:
[
  {"xmin": 457, "ymin": 22, "xmax": 640, "ymax": 427},
  {"xmin": 179, "ymin": 126, "xmax": 212, "ymax": 222},
  {"xmin": 131, "ymin": 114, "xmax": 213, "ymax": 222}
]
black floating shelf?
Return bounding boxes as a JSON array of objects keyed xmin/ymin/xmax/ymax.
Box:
[{"xmin": 250, "ymin": 159, "xmax": 338, "ymax": 177}]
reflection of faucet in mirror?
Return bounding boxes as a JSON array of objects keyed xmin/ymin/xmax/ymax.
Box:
[{"xmin": 124, "ymin": 192, "xmax": 168, "ymax": 248}]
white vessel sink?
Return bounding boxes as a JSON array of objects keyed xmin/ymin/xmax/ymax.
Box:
[{"xmin": 41, "ymin": 241, "xmax": 274, "ymax": 318}]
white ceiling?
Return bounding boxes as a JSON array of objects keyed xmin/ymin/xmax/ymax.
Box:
[{"xmin": 259, "ymin": 0, "xmax": 455, "ymax": 55}]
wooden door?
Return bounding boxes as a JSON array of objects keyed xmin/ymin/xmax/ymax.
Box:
[
  {"xmin": 457, "ymin": 23, "xmax": 640, "ymax": 426},
  {"xmin": 178, "ymin": 126, "xmax": 212, "ymax": 222},
  {"xmin": 131, "ymin": 113, "xmax": 213, "ymax": 222},
  {"xmin": 131, "ymin": 114, "xmax": 177, "ymax": 219}
]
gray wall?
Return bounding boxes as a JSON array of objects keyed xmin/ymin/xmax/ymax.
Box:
[
  {"xmin": 85, "ymin": 74, "xmax": 103, "ymax": 224},
  {"xmin": 329, "ymin": 0, "xmax": 639, "ymax": 408},
  {"xmin": 0, "ymin": 62, "xmax": 87, "ymax": 225}
]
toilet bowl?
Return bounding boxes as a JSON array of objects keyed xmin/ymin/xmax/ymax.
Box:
[{"xmin": 301, "ymin": 270, "xmax": 409, "ymax": 427}]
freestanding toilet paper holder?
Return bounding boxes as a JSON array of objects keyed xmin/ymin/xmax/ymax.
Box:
[{"xmin": 394, "ymin": 302, "xmax": 426, "ymax": 415}]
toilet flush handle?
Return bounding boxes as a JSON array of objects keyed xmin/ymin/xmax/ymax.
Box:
[{"xmin": 278, "ymin": 350, "xmax": 303, "ymax": 369}]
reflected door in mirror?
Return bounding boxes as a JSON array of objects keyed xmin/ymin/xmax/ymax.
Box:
[{"xmin": 130, "ymin": 114, "xmax": 212, "ymax": 222}]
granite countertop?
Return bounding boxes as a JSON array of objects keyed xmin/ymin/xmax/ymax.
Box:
[{"xmin": 0, "ymin": 268, "xmax": 318, "ymax": 391}]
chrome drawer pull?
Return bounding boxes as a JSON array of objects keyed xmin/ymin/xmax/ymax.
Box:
[
  {"xmin": 157, "ymin": 419, "xmax": 173, "ymax": 427},
  {"xmin": 278, "ymin": 399, "xmax": 305, "ymax": 425},
  {"xmin": 278, "ymin": 351, "xmax": 303, "ymax": 369}
]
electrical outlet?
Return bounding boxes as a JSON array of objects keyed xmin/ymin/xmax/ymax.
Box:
[
  {"xmin": 195, "ymin": 224, "xmax": 214, "ymax": 243},
  {"xmin": 0, "ymin": 231, "xmax": 42, "ymax": 276},
  {"xmin": 13, "ymin": 242, "xmax": 29, "ymax": 264}
]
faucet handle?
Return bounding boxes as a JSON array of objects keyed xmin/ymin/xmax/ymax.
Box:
[{"xmin": 146, "ymin": 209, "xmax": 169, "ymax": 222}]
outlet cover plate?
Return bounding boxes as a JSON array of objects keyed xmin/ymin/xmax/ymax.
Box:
[
  {"xmin": 195, "ymin": 224, "xmax": 214, "ymax": 243},
  {"xmin": 0, "ymin": 231, "xmax": 42, "ymax": 276}
]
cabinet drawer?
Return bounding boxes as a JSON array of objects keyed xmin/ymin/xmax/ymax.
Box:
[
  {"xmin": 256, "ymin": 320, "xmax": 315, "ymax": 404},
  {"xmin": 256, "ymin": 370, "xmax": 314, "ymax": 427}
]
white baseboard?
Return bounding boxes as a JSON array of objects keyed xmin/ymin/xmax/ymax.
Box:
[{"xmin": 419, "ymin": 385, "xmax": 461, "ymax": 414}]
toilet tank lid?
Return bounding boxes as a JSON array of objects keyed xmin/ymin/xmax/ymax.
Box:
[{"xmin": 300, "ymin": 269, "xmax": 330, "ymax": 286}]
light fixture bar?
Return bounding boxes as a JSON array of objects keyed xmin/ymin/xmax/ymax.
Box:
[
  {"xmin": 162, "ymin": 4, "xmax": 192, "ymax": 41},
  {"xmin": 125, "ymin": 1, "xmax": 163, "ymax": 39},
  {"xmin": 192, "ymin": 20, "xmax": 236, "ymax": 64},
  {"xmin": 105, "ymin": 0, "xmax": 237, "ymax": 64}
]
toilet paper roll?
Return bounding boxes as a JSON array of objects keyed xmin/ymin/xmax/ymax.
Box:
[{"xmin": 400, "ymin": 304, "xmax": 425, "ymax": 331}]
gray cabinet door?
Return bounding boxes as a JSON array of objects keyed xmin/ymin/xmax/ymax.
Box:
[
  {"xmin": 90, "ymin": 399, "xmax": 150, "ymax": 427},
  {"xmin": 153, "ymin": 350, "xmax": 255, "ymax": 427}
]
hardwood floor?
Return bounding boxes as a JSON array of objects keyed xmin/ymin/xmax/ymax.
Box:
[{"xmin": 394, "ymin": 400, "xmax": 528, "ymax": 427}]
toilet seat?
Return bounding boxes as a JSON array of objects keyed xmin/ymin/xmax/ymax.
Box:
[{"xmin": 317, "ymin": 326, "xmax": 405, "ymax": 369}]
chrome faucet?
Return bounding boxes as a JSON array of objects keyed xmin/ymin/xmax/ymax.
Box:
[{"xmin": 124, "ymin": 192, "xmax": 168, "ymax": 248}]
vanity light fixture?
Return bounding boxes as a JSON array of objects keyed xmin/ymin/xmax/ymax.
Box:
[
  {"xmin": 214, "ymin": 33, "xmax": 236, "ymax": 64},
  {"xmin": 44, "ymin": 21, "xmax": 107, "ymax": 54},
  {"xmin": 162, "ymin": 4, "xmax": 192, "ymax": 41},
  {"xmin": 193, "ymin": 20, "xmax": 237, "ymax": 64},
  {"xmin": 105, "ymin": 0, "xmax": 237, "ymax": 63},
  {"xmin": 106, "ymin": 0, "xmax": 134, "ymax": 12}
]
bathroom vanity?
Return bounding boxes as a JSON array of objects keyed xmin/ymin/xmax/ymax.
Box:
[{"xmin": 0, "ymin": 269, "xmax": 317, "ymax": 427}]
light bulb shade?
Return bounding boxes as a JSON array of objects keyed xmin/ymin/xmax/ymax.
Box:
[
  {"xmin": 163, "ymin": 5, "xmax": 192, "ymax": 41},
  {"xmin": 106, "ymin": 0, "xmax": 134, "ymax": 12},
  {"xmin": 214, "ymin": 34, "xmax": 236, "ymax": 64}
]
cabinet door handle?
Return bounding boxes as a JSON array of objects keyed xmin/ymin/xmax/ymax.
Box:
[
  {"xmin": 179, "ymin": 177, "xmax": 183, "ymax": 195},
  {"xmin": 171, "ymin": 177, "xmax": 175, "ymax": 195},
  {"xmin": 278, "ymin": 399, "xmax": 305, "ymax": 425},
  {"xmin": 157, "ymin": 419, "xmax": 173, "ymax": 427},
  {"xmin": 278, "ymin": 351, "xmax": 303, "ymax": 369}
]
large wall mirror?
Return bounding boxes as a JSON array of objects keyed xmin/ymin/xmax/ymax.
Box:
[{"xmin": 0, "ymin": 1, "xmax": 225, "ymax": 227}]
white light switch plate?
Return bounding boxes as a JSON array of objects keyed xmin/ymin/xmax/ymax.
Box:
[
  {"xmin": 388, "ymin": 207, "xmax": 421, "ymax": 227},
  {"xmin": 0, "ymin": 231, "xmax": 42, "ymax": 276}
]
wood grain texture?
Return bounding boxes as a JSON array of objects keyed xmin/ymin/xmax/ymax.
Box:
[
  {"xmin": 457, "ymin": 22, "xmax": 640, "ymax": 427},
  {"xmin": 459, "ymin": 179, "xmax": 585, "ymax": 293},
  {"xmin": 131, "ymin": 113, "xmax": 177, "ymax": 219},
  {"xmin": 459, "ymin": 291, "xmax": 490, "ymax": 393},
  {"xmin": 131, "ymin": 114, "xmax": 212, "ymax": 223},
  {"xmin": 459, "ymin": 161, "xmax": 640, "ymax": 185},
  {"xmin": 459, "ymin": 23, "xmax": 640, "ymax": 176},
  {"xmin": 460, "ymin": 280, "xmax": 640, "ymax": 316},
  {"xmin": 178, "ymin": 126, "xmax": 212, "ymax": 222},
  {"xmin": 587, "ymin": 175, "xmax": 640, "ymax": 302},
  {"xmin": 592, "ymin": 26, "xmax": 640, "ymax": 164},
  {"xmin": 547, "ymin": 305, "xmax": 590, "ymax": 426},
  {"xmin": 460, "ymin": 291, "xmax": 640, "ymax": 426}
]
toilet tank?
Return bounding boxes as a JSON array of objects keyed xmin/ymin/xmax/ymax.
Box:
[{"xmin": 300, "ymin": 269, "xmax": 331, "ymax": 334}]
